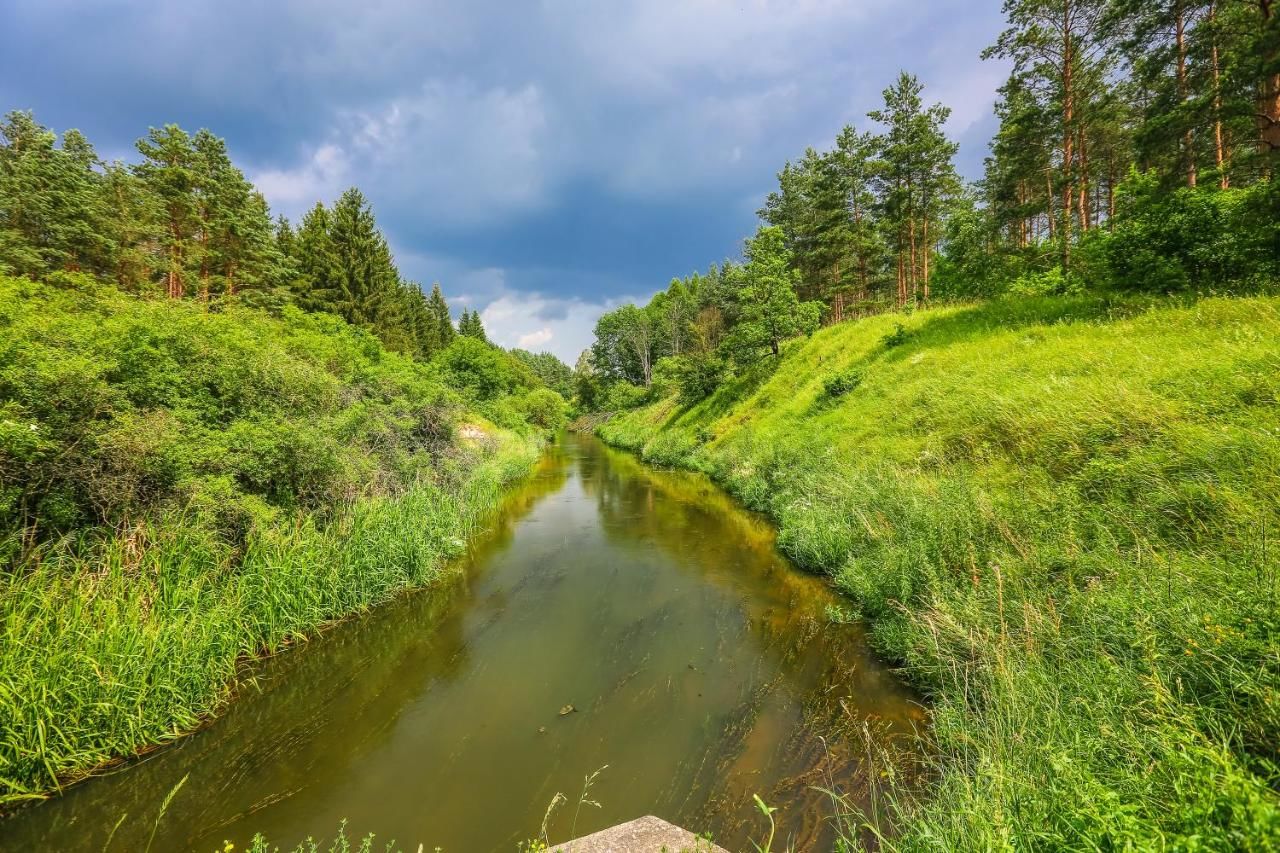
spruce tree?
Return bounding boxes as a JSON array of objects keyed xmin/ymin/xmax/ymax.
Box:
[{"xmin": 427, "ymin": 283, "xmax": 456, "ymax": 348}]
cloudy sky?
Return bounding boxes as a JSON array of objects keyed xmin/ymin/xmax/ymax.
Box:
[{"xmin": 2, "ymin": 0, "xmax": 1008, "ymax": 362}]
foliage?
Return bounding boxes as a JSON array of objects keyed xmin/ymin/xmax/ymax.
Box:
[
  {"xmin": 457, "ymin": 308, "xmax": 488, "ymax": 342},
  {"xmin": 600, "ymin": 295, "xmax": 1280, "ymax": 849},
  {"xmin": 1103, "ymin": 171, "xmax": 1280, "ymax": 292},
  {"xmin": 0, "ymin": 276, "xmax": 544, "ymax": 801},
  {"xmin": 821, "ymin": 367, "xmax": 864, "ymax": 399},
  {"xmin": 0, "ymin": 112, "xmax": 459, "ymax": 361},
  {"xmin": 721, "ymin": 227, "xmax": 823, "ymax": 363},
  {"xmin": 510, "ymin": 349, "xmax": 574, "ymax": 399},
  {"xmin": 514, "ymin": 388, "xmax": 570, "ymax": 432},
  {"xmin": 430, "ymin": 337, "xmax": 536, "ymax": 404}
]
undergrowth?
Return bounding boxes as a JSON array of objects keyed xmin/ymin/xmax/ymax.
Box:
[{"xmin": 0, "ymin": 277, "xmax": 543, "ymax": 803}]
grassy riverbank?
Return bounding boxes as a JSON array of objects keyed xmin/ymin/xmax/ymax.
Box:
[
  {"xmin": 0, "ymin": 276, "xmax": 543, "ymax": 804},
  {"xmin": 599, "ymin": 294, "xmax": 1280, "ymax": 849}
]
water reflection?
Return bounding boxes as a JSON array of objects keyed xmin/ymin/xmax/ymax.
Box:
[{"xmin": 1, "ymin": 435, "xmax": 924, "ymax": 853}]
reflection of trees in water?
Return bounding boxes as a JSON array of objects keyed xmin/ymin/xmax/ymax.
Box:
[
  {"xmin": 578, "ymin": 436, "xmax": 927, "ymax": 851},
  {"xmin": 3, "ymin": 451, "xmax": 568, "ymax": 853}
]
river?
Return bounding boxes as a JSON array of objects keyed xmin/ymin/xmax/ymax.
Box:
[{"xmin": 1, "ymin": 434, "xmax": 924, "ymax": 852}]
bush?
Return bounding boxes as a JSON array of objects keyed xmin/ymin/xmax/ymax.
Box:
[
  {"xmin": 822, "ymin": 367, "xmax": 864, "ymax": 398},
  {"xmin": 669, "ymin": 353, "xmax": 728, "ymax": 404},
  {"xmin": 0, "ymin": 277, "xmax": 467, "ymax": 540},
  {"xmin": 516, "ymin": 388, "xmax": 569, "ymax": 431},
  {"xmin": 600, "ymin": 381, "xmax": 650, "ymax": 412},
  {"xmin": 1104, "ymin": 170, "xmax": 1279, "ymax": 293},
  {"xmin": 431, "ymin": 337, "xmax": 534, "ymax": 402},
  {"xmin": 881, "ymin": 323, "xmax": 910, "ymax": 348},
  {"xmin": 1009, "ymin": 266, "xmax": 1081, "ymax": 297}
]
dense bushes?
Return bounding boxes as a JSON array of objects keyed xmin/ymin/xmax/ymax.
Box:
[
  {"xmin": 1101, "ymin": 173, "xmax": 1279, "ymax": 293},
  {"xmin": 0, "ymin": 276, "xmax": 471, "ymax": 548},
  {"xmin": 600, "ymin": 295, "xmax": 1280, "ymax": 849},
  {"xmin": 935, "ymin": 175, "xmax": 1280, "ymax": 300},
  {"xmin": 0, "ymin": 276, "xmax": 545, "ymax": 800}
]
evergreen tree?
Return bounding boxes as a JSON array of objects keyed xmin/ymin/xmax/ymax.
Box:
[
  {"xmin": 0, "ymin": 112, "xmax": 108, "ymax": 278},
  {"xmin": 134, "ymin": 124, "xmax": 201, "ymax": 297},
  {"xmin": 427, "ymin": 283, "xmax": 456, "ymax": 348},
  {"xmin": 868, "ymin": 72, "xmax": 961, "ymax": 305},
  {"xmin": 458, "ymin": 308, "xmax": 488, "ymax": 342}
]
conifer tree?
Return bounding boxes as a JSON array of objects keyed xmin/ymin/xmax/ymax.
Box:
[
  {"xmin": 134, "ymin": 124, "xmax": 201, "ymax": 298},
  {"xmin": 427, "ymin": 283, "xmax": 456, "ymax": 348}
]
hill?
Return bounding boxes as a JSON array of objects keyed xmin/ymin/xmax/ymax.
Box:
[{"xmin": 600, "ymin": 294, "xmax": 1280, "ymax": 848}]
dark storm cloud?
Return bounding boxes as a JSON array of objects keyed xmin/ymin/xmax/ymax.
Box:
[{"xmin": 1, "ymin": 0, "xmax": 1009, "ymax": 360}]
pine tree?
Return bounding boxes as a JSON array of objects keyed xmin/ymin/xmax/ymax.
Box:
[
  {"xmin": 0, "ymin": 112, "xmax": 109, "ymax": 278},
  {"xmin": 986, "ymin": 0, "xmax": 1112, "ymax": 270},
  {"xmin": 458, "ymin": 308, "xmax": 488, "ymax": 342},
  {"xmin": 869, "ymin": 73, "xmax": 960, "ymax": 305},
  {"xmin": 134, "ymin": 125, "xmax": 201, "ymax": 298}
]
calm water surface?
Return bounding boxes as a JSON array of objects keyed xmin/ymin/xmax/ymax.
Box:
[{"xmin": 3, "ymin": 434, "xmax": 924, "ymax": 852}]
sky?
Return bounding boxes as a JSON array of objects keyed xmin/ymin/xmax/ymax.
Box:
[{"xmin": 1, "ymin": 0, "xmax": 1009, "ymax": 363}]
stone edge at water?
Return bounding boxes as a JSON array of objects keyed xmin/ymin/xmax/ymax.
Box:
[{"xmin": 553, "ymin": 815, "xmax": 729, "ymax": 853}]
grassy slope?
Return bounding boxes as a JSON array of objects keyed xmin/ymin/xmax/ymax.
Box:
[
  {"xmin": 0, "ymin": 278, "xmax": 542, "ymax": 804},
  {"xmin": 600, "ymin": 295, "xmax": 1280, "ymax": 849}
]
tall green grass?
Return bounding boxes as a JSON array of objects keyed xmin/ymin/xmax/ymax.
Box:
[
  {"xmin": 0, "ymin": 434, "xmax": 538, "ymax": 805},
  {"xmin": 601, "ymin": 295, "xmax": 1280, "ymax": 848}
]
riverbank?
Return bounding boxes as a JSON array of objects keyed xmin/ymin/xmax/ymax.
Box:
[
  {"xmin": 598, "ymin": 294, "xmax": 1280, "ymax": 848},
  {"xmin": 2, "ymin": 433, "xmax": 920, "ymax": 852},
  {"xmin": 0, "ymin": 277, "xmax": 545, "ymax": 805}
]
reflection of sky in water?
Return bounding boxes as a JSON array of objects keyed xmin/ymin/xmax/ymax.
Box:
[{"xmin": 3, "ymin": 436, "xmax": 926, "ymax": 853}]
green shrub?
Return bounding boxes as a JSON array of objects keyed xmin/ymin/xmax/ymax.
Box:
[
  {"xmin": 0, "ymin": 276, "xmax": 544, "ymax": 800},
  {"xmin": 881, "ymin": 322, "xmax": 910, "ymax": 348},
  {"xmin": 431, "ymin": 337, "xmax": 533, "ymax": 402},
  {"xmin": 516, "ymin": 388, "xmax": 570, "ymax": 431},
  {"xmin": 821, "ymin": 367, "xmax": 864, "ymax": 398},
  {"xmin": 600, "ymin": 381, "xmax": 650, "ymax": 412}
]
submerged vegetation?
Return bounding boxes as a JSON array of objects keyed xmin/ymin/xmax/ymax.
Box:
[{"xmin": 600, "ymin": 295, "xmax": 1280, "ymax": 848}]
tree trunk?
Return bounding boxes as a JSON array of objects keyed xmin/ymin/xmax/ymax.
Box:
[
  {"xmin": 1176, "ymin": 2, "xmax": 1198, "ymax": 187},
  {"xmin": 908, "ymin": 217, "xmax": 919, "ymax": 303},
  {"xmin": 1108, "ymin": 158, "xmax": 1117, "ymax": 227},
  {"xmin": 1062, "ymin": 0, "xmax": 1075, "ymax": 271},
  {"xmin": 1211, "ymin": 1, "xmax": 1229, "ymax": 187},
  {"xmin": 168, "ymin": 218, "xmax": 184, "ymax": 299},
  {"xmin": 922, "ymin": 219, "xmax": 931, "ymax": 301},
  {"xmin": 896, "ymin": 247, "xmax": 906, "ymax": 309},
  {"xmin": 1258, "ymin": 1, "xmax": 1280, "ymax": 156},
  {"xmin": 832, "ymin": 260, "xmax": 843, "ymax": 323},
  {"xmin": 1046, "ymin": 169, "xmax": 1056, "ymax": 241},
  {"xmin": 1077, "ymin": 127, "xmax": 1090, "ymax": 233}
]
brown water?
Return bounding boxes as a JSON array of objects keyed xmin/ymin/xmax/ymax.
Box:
[{"xmin": 1, "ymin": 434, "xmax": 924, "ymax": 852}]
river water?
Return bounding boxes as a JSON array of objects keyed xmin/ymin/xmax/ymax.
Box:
[{"xmin": 2, "ymin": 434, "xmax": 924, "ymax": 852}]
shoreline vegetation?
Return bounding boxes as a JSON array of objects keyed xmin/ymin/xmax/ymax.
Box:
[
  {"xmin": 596, "ymin": 294, "xmax": 1280, "ymax": 849},
  {"xmin": 0, "ymin": 275, "xmax": 550, "ymax": 807},
  {"xmin": 0, "ymin": 109, "xmax": 573, "ymax": 811}
]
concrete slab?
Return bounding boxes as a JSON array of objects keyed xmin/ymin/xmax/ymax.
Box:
[{"xmin": 552, "ymin": 815, "xmax": 729, "ymax": 853}]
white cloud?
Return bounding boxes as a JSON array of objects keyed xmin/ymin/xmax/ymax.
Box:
[
  {"xmin": 479, "ymin": 290, "xmax": 638, "ymax": 365},
  {"xmin": 517, "ymin": 328, "xmax": 554, "ymax": 349},
  {"xmin": 251, "ymin": 144, "xmax": 349, "ymax": 217}
]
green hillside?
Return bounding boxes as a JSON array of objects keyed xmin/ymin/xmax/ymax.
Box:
[
  {"xmin": 600, "ymin": 294, "xmax": 1280, "ymax": 849},
  {"xmin": 0, "ymin": 275, "xmax": 543, "ymax": 803}
]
